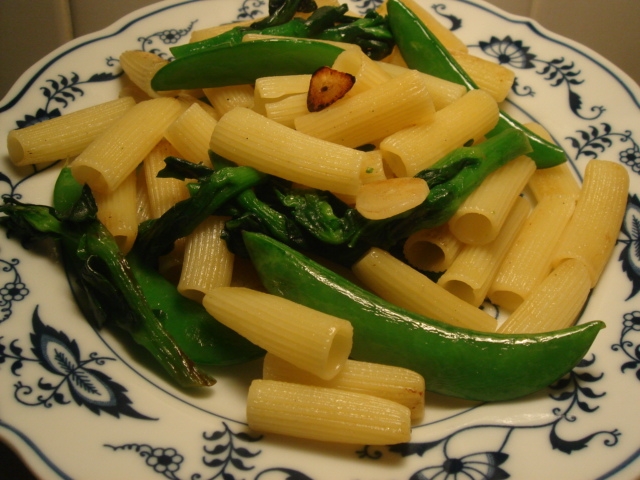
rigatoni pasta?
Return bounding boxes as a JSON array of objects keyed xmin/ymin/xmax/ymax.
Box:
[
  {"xmin": 294, "ymin": 69, "xmax": 436, "ymax": 148},
  {"xmin": 488, "ymin": 194, "xmax": 576, "ymax": 311},
  {"xmin": 437, "ymin": 196, "xmax": 530, "ymax": 307},
  {"xmin": 380, "ymin": 89, "xmax": 500, "ymax": 176},
  {"xmin": 246, "ymin": 379, "xmax": 411, "ymax": 445},
  {"xmin": 262, "ymin": 353, "xmax": 425, "ymax": 421},
  {"xmin": 352, "ymin": 247, "xmax": 497, "ymax": 331},
  {"xmin": 403, "ymin": 224, "xmax": 462, "ymax": 272},
  {"xmin": 177, "ymin": 215, "xmax": 235, "ymax": 301},
  {"xmin": 448, "ymin": 155, "xmax": 536, "ymax": 245},
  {"xmin": 551, "ymin": 159, "xmax": 629, "ymax": 287},
  {"xmin": 7, "ymin": 96, "xmax": 135, "ymax": 166},
  {"xmin": 210, "ymin": 107, "xmax": 366, "ymax": 195},
  {"xmin": 93, "ymin": 171, "xmax": 138, "ymax": 254},
  {"xmin": 203, "ymin": 287, "xmax": 353, "ymax": 380},
  {"xmin": 497, "ymin": 259, "xmax": 592, "ymax": 334},
  {"xmin": 164, "ymin": 102, "xmax": 216, "ymax": 167},
  {"xmin": 71, "ymin": 97, "xmax": 183, "ymax": 193}
]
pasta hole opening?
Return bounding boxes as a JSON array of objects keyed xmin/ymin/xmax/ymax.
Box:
[
  {"xmin": 450, "ymin": 213, "xmax": 495, "ymax": 245},
  {"xmin": 322, "ymin": 325, "xmax": 353, "ymax": 380},
  {"xmin": 6, "ymin": 132, "xmax": 25, "ymax": 165},
  {"xmin": 380, "ymin": 151, "xmax": 407, "ymax": 178},
  {"xmin": 404, "ymin": 241, "xmax": 446, "ymax": 272},
  {"xmin": 71, "ymin": 165, "xmax": 109, "ymax": 193},
  {"xmin": 489, "ymin": 290, "xmax": 523, "ymax": 313},
  {"xmin": 440, "ymin": 279, "xmax": 475, "ymax": 306}
]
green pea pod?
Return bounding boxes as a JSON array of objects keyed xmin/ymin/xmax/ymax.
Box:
[
  {"xmin": 242, "ymin": 231, "xmax": 605, "ymax": 402},
  {"xmin": 151, "ymin": 38, "xmax": 344, "ymax": 91},
  {"xmin": 126, "ymin": 254, "xmax": 265, "ymax": 366},
  {"xmin": 386, "ymin": 0, "xmax": 566, "ymax": 169}
]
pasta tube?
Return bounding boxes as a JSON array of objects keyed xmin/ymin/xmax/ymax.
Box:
[
  {"xmin": 551, "ymin": 159, "xmax": 629, "ymax": 287},
  {"xmin": 71, "ymin": 97, "xmax": 183, "ymax": 193},
  {"xmin": 210, "ymin": 107, "xmax": 366, "ymax": 195},
  {"xmin": 438, "ymin": 196, "xmax": 531, "ymax": 307},
  {"xmin": 403, "ymin": 224, "xmax": 462, "ymax": 272},
  {"xmin": 294, "ymin": 69, "xmax": 436, "ymax": 148},
  {"xmin": 448, "ymin": 155, "xmax": 536, "ymax": 245},
  {"xmin": 7, "ymin": 96, "xmax": 135, "ymax": 166},
  {"xmin": 380, "ymin": 89, "xmax": 500, "ymax": 176},
  {"xmin": 352, "ymin": 247, "xmax": 497, "ymax": 332},
  {"xmin": 246, "ymin": 379, "xmax": 411, "ymax": 445},
  {"xmin": 203, "ymin": 287, "xmax": 353, "ymax": 380},
  {"xmin": 497, "ymin": 259, "xmax": 591, "ymax": 334},
  {"xmin": 263, "ymin": 353, "xmax": 425, "ymax": 421}
]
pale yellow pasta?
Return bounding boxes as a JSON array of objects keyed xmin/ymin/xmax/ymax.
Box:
[
  {"xmin": 381, "ymin": 45, "xmax": 409, "ymax": 67},
  {"xmin": 176, "ymin": 93, "xmax": 218, "ymax": 119},
  {"xmin": 247, "ymin": 379, "xmax": 411, "ymax": 445},
  {"xmin": 7, "ymin": 96, "xmax": 136, "ymax": 166},
  {"xmin": 488, "ymin": 195, "xmax": 576, "ymax": 312},
  {"xmin": 355, "ymin": 177, "xmax": 429, "ymax": 220},
  {"xmin": 143, "ymin": 139, "xmax": 190, "ymax": 218},
  {"xmin": 376, "ymin": 61, "xmax": 467, "ymax": 110},
  {"xmin": 263, "ymin": 93, "xmax": 309, "ymax": 127},
  {"xmin": 551, "ymin": 159, "xmax": 630, "ymax": 287},
  {"xmin": 164, "ymin": 102, "xmax": 216, "ymax": 167},
  {"xmin": 524, "ymin": 123, "xmax": 581, "ymax": 201},
  {"xmin": 380, "ymin": 89, "xmax": 500, "ymax": 177},
  {"xmin": 119, "ymin": 50, "xmax": 180, "ymax": 98},
  {"xmin": 403, "ymin": 224, "xmax": 462, "ymax": 272},
  {"xmin": 135, "ymin": 168, "xmax": 152, "ymax": 224},
  {"xmin": 360, "ymin": 149, "xmax": 388, "ymax": 183},
  {"xmin": 352, "ymin": 247, "xmax": 497, "ymax": 331},
  {"xmin": 177, "ymin": 216, "xmax": 234, "ymax": 301},
  {"xmin": 94, "ymin": 171, "xmax": 138, "ymax": 254},
  {"xmin": 254, "ymin": 74, "xmax": 311, "ymax": 100},
  {"xmin": 497, "ymin": 259, "xmax": 592, "ymax": 333},
  {"xmin": 331, "ymin": 49, "xmax": 392, "ymax": 96},
  {"xmin": 451, "ymin": 51, "xmax": 515, "ymax": 103},
  {"xmin": 203, "ymin": 84, "xmax": 254, "ymax": 116},
  {"xmin": 263, "ymin": 353, "xmax": 425, "ymax": 421},
  {"xmin": 210, "ymin": 107, "xmax": 366, "ymax": 195},
  {"xmin": 294, "ymin": 70, "xmax": 436, "ymax": 148},
  {"xmin": 203, "ymin": 287, "xmax": 353, "ymax": 380},
  {"xmin": 448, "ymin": 155, "xmax": 536, "ymax": 245},
  {"xmin": 437, "ymin": 196, "xmax": 531, "ymax": 307},
  {"xmin": 71, "ymin": 97, "xmax": 183, "ymax": 193}
]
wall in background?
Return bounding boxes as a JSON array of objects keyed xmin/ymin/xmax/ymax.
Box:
[{"xmin": 1, "ymin": 0, "xmax": 639, "ymax": 99}]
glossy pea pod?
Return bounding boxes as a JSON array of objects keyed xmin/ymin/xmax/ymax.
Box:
[
  {"xmin": 385, "ymin": 0, "xmax": 566, "ymax": 169},
  {"xmin": 53, "ymin": 167, "xmax": 264, "ymax": 367},
  {"xmin": 242, "ymin": 231, "xmax": 605, "ymax": 402},
  {"xmin": 151, "ymin": 38, "xmax": 345, "ymax": 91}
]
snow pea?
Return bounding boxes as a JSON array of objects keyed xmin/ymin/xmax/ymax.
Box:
[
  {"xmin": 151, "ymin": 38, "xmax": 344, "ymax": 91},
  {"xmin": 386, "ymin": 0, "xmax": 566, "ymax": 169},
  {"xmin": 242, "ymin": 231, "xmax": 605, "ymax": 401}
]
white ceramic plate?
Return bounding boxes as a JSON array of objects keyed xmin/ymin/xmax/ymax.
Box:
[{"xmin": 1, "ymin": 0, "xmax": 640, "ymax": 478}]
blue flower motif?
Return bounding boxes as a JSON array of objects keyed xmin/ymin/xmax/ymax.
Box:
[
  {"xmin": 159, "ymin": 29, "xmax": 182, "ymax": 44},
  {"xmin": 479, "ymin": 36, "xmax": 536, "ymax": 69},
  {"xmin": 146, "ymin": 447, "xmax": 183, "ymax": 476},
  {"xmin": 410, "ymin": 451, "xmax": 510, "ymax": 480},
  {"xmin": 619, "ymin": 147, "xmax": 640, "ymax": 172},
  {"xmin": 0, "ymin": 281, "xmax": 28, "ymax": 303},
  {"xmin": 622, "ymin": 311, "xmax": 640, "ymax": 331}
]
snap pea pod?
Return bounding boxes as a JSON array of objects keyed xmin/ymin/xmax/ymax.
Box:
[
  {"xmin": 170, "ymin": 3, "xmax": 349, "ymax": 58},
  {"xmin": 151, "ymin": 38, "xmax": 344, "ymax": 91},
  {"xmin": 242, "ymin": 231, "xmax": 605, "ymax": 401},
  {"xmin": 386, "ymin": 0, "xmax": 566, "ymax": 169}
]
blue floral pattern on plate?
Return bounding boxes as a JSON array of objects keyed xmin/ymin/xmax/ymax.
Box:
[{"xmin": 0, "ymin": 0, "xmax": 639, "ymax": 478}]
